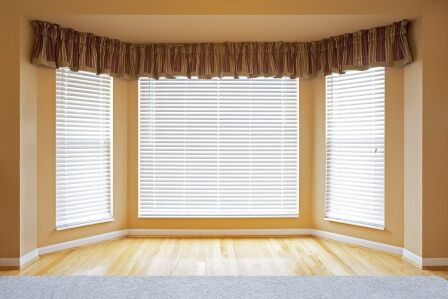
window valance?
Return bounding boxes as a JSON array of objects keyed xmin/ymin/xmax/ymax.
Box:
[{"xmin": 31, "ymin": 20, "xmax": 412, "ymax": 80}]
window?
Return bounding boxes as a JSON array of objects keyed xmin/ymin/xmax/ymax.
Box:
[
  {"xmin": 56, "ymin": 68, "xmax": 113, "ymax": 230},
  {"xmin": 139, "ymin": 77, "xmax": 298, "ymax": 217},
  {"xmin": 325, "ymin": 67, "xmax": 385, "ymax": 229}
]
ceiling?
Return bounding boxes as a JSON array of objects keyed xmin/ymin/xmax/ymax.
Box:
[{"xmin": 29, "ymin": 15, "xmax": 406, "ymax": 44}]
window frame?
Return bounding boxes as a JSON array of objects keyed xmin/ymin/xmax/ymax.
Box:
[
  {"xmin": 55, "ymin": 68, "xmax": 114, "ymax": 230},
  {"xmin": 325, "ymin": 67, "xmax": 385, "ymax": 230},
  {"xmin": 138, "ymin": 76, "xmax": 300, "ymax": 218}
]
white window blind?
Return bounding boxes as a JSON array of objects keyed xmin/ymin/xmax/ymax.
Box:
[
  {"xmin": 139, "ymin": 77, "xmax": 298, "ymax": 217},
  {"xmin": 325, "ymin": 67, "xmax": 385, "ymax": 229},
  {"xmin": 56, "ymin": 68, "xmax": 113, "ymax": 230}
]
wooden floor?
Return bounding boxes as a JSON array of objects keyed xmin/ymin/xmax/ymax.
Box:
[{"xmin": 1, "ymin": 237, "xmax": 446, "ymax": 278}]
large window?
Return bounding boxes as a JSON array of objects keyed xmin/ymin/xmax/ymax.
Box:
[
  {"xmin": 56, "ymin": 68, "xmax": 113, "ymax": 230},
  {"xmin": 325, "ymin": 67, "xmax": 385, "ymax": 229},
  {"xmin": 139, "ymin": 77, "xmax": 298, "ymax": 217}
]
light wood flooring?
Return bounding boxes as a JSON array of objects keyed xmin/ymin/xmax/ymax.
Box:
[{"xmin": 1, "ymin": 237, "xmax": 447, "ymax": 278}]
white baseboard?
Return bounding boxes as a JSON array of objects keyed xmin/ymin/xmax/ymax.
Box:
[
  {"xmin": 422, "ymin": 257, "xmax": 448, "ymax": 267},
  {"xmin": 403, "ymin": 249, "xmax": 423, "ymax": 266},
  {"xmin": 403, "ymin": 249, "xmax": 448, "ymax": 267},
  {"xmin": 20, "ymin": 249, "xmax": 38, "ymax": 266},
  {"xmin": 311, "ymin": 229, "xmax": 403, "ymax": 255},
  {"xmin": 38, "ymin": 230, "xmax": 128, "ymax": 255},
  {"xmin": 0, "ymin": 249, "xmax": 39, "ymax": 267},
  {"xmin": 0, "ymin": 258, "xmax": 20, "ymax": 267},
  {"xmin": 2, "ymin": 228, "xmax": 446, "ymax": 268},
  {"xmin": 127, "ymin": 228, "xmax": 312, "ymax": 236}
]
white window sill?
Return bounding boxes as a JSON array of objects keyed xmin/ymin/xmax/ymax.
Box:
[
  {"xmin": 325, "ymin": 218, "xmax": 384, "ymax": 230},
  {"xmin": 137, "ymin": 215, "xmax": 299, "ymax": 219},
  {"xmin": 56, "ymin": 217, "xmax": 115, "ymax": 231}
]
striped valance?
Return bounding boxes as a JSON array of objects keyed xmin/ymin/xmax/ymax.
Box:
[{"xmin": 31, "ymin": 20, "xmax": 412, "ymax": 80}]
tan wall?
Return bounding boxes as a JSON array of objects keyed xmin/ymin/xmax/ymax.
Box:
[
  {"xmin": 1, "ymin": 0, "xmax": 447, "ymax": 259},
  {"xmin": 20, "ymin": 17, "xmax": 38, "ymax": 256},
  {"xmin": 0, "ymin": 15, "xmax": 21, "ymax": 258},
  {"xmin": 127, "ymin": 80, "xmax": 313, "ymax": 229},
  {"xmin": 0, "ymin": 0, "xmax": 439, "ymax": 16},
  {"xmin": 36, "ymin": 67, "xmax": 128, "ymax": 247},
  {"xmin": 402, "ymin": 1, "xmax": 448, "ymax": 258},
  {"xmin": 404, "ymin": 18, "xmax": 423, "ymax": 257},
  {"xmin": 421, "ymin": 2, "xmax": 448, "ymax": 258},
  {"xmin": 312, "ymin": 69, "xmax": 405, "ymax": 247}
]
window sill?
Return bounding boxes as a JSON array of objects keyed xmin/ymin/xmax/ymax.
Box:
[
  {"xmin": 137, "ymin": 215, "xmax": 299, "ymax": 219},
  {"xmin": 324, "ymin": 218, "xmax": 384, "ymax": 230},
  {"xmin": 56, "ymin": 217, "xmax": 115, "ymax": 231}
]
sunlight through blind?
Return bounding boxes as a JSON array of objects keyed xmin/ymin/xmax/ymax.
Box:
[
  {"xmin": 56, "ymin": 68, "xmax": 113, "ymax": 230},
  {"xmin": 139, "ymin": 77, "xmax": 299, "ymax": 217},
  {"xmin": 325, "ymin": 67, "xmax": 385, "ymax": 229}
]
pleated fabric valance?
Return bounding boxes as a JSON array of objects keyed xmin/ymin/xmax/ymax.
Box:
[{"xmin": 31, "ymin": 20, "xmax": 412, "ymax": 80}]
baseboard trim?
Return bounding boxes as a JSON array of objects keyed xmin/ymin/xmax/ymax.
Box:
[
  {"xmin": 0, "ymin": 249, "xmax": 39, "ymax": 268},
  {"xmin": 422, "ymin": 257, "xmax": 448, "ymax": 267},
  {"xmin": 127, "ymin": 228, "xmax": 312, "ymax": 237},
  {"xmin": 0, "ymin": 258, "xmax": 20, "ymax": 268},
  {"xmin": 20, "ymin": 249, "xmax": 39, "ymax": 266},
  {"xmin": 2, "ymin": 229, "xmax": 446, "ymax": 268},
  {"xmin": 38, "ymin": 230, "xmax": 128, "ymax": 255},
  {"xmin": 311, "ymin": 229, "xmax": 403, "ymax": 256},
  {"xmin": 403, "ymin": 250, "xmax": 448, "ymax": 267},
  {"xmin": 403, "ymin": 249, "xmax": 423, "ymax": 267}
]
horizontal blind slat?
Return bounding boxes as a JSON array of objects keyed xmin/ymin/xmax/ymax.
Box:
[
  {"xmin": 56, "ymin": 68, "xmax": 113, "ymax": 230},
  {"xmin": 139, "ymin": 77, "xmax": 298, "ymax": 217},
  {"xmin": 325, "ymin": 67, "xmax": 384, "ymax": 229}
]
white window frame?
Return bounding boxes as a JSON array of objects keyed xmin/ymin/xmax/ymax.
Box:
[
  {"xmin": 138, "ymin": 77, "xmax": 299, "ymax": 218},
  {"xmin": 56, "ymin": 68, "xmax": 114, "ymax": 230},
  {"xmin": 325, "ymin": 67, "xmax": 385, "ymax": 229}
]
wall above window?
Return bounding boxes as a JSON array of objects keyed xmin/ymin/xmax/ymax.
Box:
[{"xmin": 28, "ymin": 15, "xmax": 402, "ymax": 44}]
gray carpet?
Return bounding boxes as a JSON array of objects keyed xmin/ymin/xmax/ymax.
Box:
[{"xmin": 0, "ymin": 276, "xmax": 447, "ymax": 299}]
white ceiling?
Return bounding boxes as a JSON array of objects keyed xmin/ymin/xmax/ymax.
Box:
[{"xmin": 30, "ymin": 15, "xmax": 407, "ymax": 43}]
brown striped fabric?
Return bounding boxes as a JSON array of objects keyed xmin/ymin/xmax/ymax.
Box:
[{"xmin": 31, "ymin": 20, "xmax": 412, "ymax": 80}]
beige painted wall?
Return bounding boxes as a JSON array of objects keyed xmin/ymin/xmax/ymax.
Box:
[
  {"xmin": 1, "ymin": 0, "xmax": 447, "ymax": 259},
  {"xmin": 36, "ymin": 67, "xmax": 128, "ymax": 247},
  {"xmin": 0, "ymin": 15, "xmax": 21, "ymax": 258},
  {"xmin": 0, "ymin": 0, "xmax": 439, "ymax": 16},
  {"xmin": 404, "ymin": 17, "xmax": 423, "ymax": 257},
  {"xmin": 402, "ymin": 2, "xmax": 448, "ymax": 258},
  {"xmin": 19, "ymin": 17, "xmax": 38, "ymax": 256},
  {"xmin": 312, "ymin": 69, "xmax": 405, "ymax": 247},
  {"xmin": 127, "ymin": 80, "xmax": 313, "ymax": 229},
  {"xmin": 421, "ymin": 2, "xmax": 448, "ymax": 258}
]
